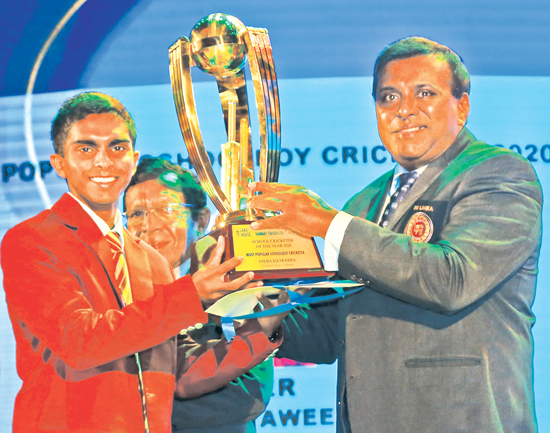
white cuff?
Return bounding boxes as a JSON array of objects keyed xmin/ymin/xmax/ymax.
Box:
[{"xmin": 324, "ymin": 211, "xmax": 354, "ymax": 272}]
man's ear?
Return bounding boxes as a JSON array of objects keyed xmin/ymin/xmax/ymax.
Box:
[
  {"xmin": 50, "ymin": 153, "xmax": 67, "ymax": 179},
  {"xmin": 457, "ymin": 93, "xmax": 470, "ymax": 127},
  {"xmin": 198, "ymin": 207, "xmax": 211, "ymax": 234},
  {"xmin": 132, "ymin": 150, "xmax": 140, "ymax": 175}
]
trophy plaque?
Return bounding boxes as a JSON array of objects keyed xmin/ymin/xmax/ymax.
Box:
[{"xmin": 169, "ymin": 13, "xmax": 330, "ymax": 281}]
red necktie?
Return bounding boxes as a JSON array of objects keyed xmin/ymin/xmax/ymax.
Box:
[
  {"xmin": 105, "ymin": 230, "xmax": 149, "ymax": 433},
  {"xmin": 105, "ymin": 231, "xmax": 133, "ymax": 306}
]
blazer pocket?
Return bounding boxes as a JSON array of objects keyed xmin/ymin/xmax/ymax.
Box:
[
  {"xmin": 404, "ymin": 356, "xmax": 481, "ymax": 368},
  {"xmin": 404, "ymin": 355, "xmax": 488, "ymax": 431}
]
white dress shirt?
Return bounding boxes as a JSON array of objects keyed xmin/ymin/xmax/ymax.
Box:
[
  {"xmin": 68, "ymin": 193, "xmax": 125, "ymax": 247},
  {"xmin": 323, "ymin": 164, "xmax": 427, "ymax": 271}
]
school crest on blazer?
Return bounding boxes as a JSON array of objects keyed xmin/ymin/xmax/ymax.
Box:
[
  {"xmin": 404, "ymin": 212, "xmax": 433, "ymax": 242},
  {"xmin": 400, "ymin": 200, "xmax": 448, "ymax": 243}
]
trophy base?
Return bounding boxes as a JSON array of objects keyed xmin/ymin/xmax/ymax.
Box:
[{"xmin": 190, "ymin": 221, "xmax": 333, "ymax": 282}]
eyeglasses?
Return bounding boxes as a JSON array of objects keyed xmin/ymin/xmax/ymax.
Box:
[{"xmin": 123, "ymin": 203, "xmax": 194, "ymax": 228}]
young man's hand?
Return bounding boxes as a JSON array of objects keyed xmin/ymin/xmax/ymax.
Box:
[
  {"xmin": 191, "ymin": 236, "xmax": 262, "ymax": 307},
  {"xmin": 255, "ymin": 286, "xmax": 312, "ymax": 338}
]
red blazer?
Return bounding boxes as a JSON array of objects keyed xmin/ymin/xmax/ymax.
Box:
[{"xmin": 1, "ymin": 194, "xmax": 279, "ymax": 432}]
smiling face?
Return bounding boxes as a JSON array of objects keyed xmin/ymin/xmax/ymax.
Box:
[
  {"xmin": 124, "ymin": 179, "xmax": 197, "ymax": 268},
  {"xmin": 375, "ymin": 55, "xmax": 470, "ymax": 170},
  {"xmin": 51, "ymin": 113, "xmax": 139, "ymax": 223}
]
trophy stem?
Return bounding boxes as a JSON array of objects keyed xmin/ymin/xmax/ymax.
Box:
[
  {"xmin": 240, "ymin": 118, "xmax": 249, "ymax": 167},
  {"xmin": 227, "ymin": 100, "xmax": 237, "ymax": 142},
  {"xmin": 230, "ymin": 141, "xmax": 242, "ymax": 209},
  {"xmin": 220, "ymin": 100, "xmax": 243, "ymax": 210}
]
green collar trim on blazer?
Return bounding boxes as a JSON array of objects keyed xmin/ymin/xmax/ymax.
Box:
[{"xmin": 435, "ymin": 127, "xmax": 476, "ymax": 170}]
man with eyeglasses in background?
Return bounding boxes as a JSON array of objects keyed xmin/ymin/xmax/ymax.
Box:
[
  {"xmin": 124, "ymin": 157, "xmax": 274, "ymax": 433},
  {"xmin": 124, "ymin": 158, "xmax": 209, "ymax": 276}
]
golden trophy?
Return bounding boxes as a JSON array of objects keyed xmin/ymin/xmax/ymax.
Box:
[{"xmin": 169, "ymin": 13, "xmax": 330, "ymax": 281}]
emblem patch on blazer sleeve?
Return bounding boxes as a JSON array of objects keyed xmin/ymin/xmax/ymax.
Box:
[
  {"xmin": 404, "ymin": 212, "xmax": 433, "ymax": 243},
  {"xmin": 400, "ymin": 200, "xmax": 448, "ymax": 244}
]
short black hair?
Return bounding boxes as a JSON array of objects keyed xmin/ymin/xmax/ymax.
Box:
[
  {"xmin": 124, "ymin": 157, "xmax": 206, "ymax": 222},
  {"xmin": 373, "ymin": 37, "xmax": 470, "ymax": 100},
  {"xmin": 51, "ymin": 92, "xmax": 137, "ymax": 156}
]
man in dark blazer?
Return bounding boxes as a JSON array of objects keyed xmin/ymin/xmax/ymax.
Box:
[
  {"xmin": 248, "ymin": 37, "xmax": 542, "ymax": 432},
  {"xmin": 1, "ymin": 92, "xmax": 281, "ymax": 432}
]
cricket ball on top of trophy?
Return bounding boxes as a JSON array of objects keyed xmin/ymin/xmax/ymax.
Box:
[{"xmin": 190, "ymin": 13, "xmax": 247, "ymax": 77}]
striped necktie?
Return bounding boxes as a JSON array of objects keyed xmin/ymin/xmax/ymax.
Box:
[
  {"xmin": 379, "ymin": 171, "xmax": 420, "ymax": 228},
  {"xmin": 105, "ymin": 230, "xmax": 150, "ymax": 433},
  {"xmin": 105, "ymin": 231, "xmax": 133, "ymax": 306}
]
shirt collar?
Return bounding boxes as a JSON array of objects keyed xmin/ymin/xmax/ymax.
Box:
[{"xmin": 68, "ymin": 193, "xmax": 125, "ymax": 247}]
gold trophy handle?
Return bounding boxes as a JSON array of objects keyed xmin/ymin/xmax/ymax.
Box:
[
  {"xmin": 242, "ymin": 28, "xmax": 281, "ymax": 182},
  {"xmin": 169, "ymin": 37, "xmax": 233, "ymax": 214}
]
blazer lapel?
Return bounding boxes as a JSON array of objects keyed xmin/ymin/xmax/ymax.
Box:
[
  {"xmin": 51, "ymin": 194, "xmax": 121, "ymax": 306},
  {"xmin": 344, "ymin": 170, "xmax": 393, "ymax": 222},
  {"xmin": 54, "ymin": 196, "xmax": 155, "ymax": 303},
  {"xmin": 387, "ymin": 128, "xmax": 475, "ymax": 231},
  {"xmin": 387, "ymin": 164, "xmax": 443, "ymax": 230},
  {"xmin": 366, "ymin": 173, "xmax": 392, "ymax": 223}
]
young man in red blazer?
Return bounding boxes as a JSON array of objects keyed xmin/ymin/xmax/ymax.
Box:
[{"xmin": 1, "ymin": 92, "xmax": 281, "ymax": 432}]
